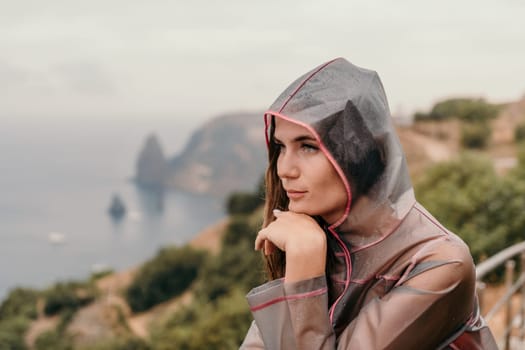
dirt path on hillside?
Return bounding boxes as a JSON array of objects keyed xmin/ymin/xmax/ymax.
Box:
[
  {"xmin": 24, "ymin": 299, "xmax": 59, "ymax": 348},
  {"xmin": 127, "ymin": 289, "xmax": 194, "ymax": 338}
]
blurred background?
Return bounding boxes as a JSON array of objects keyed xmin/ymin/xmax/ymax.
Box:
[{"xmin": 1, "ymin": 0, "xmax": 525, "ymax": 349}]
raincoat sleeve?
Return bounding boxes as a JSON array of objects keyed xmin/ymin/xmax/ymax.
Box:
[{"xmin": 241, "ymin": 275, "xmax": 335, "ymax": 349}]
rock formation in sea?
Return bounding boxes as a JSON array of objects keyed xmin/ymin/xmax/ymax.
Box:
[
  {"xmin": 108, "ymin": 193, "xmax": 126, "ymax": 219},
  {"xmin": 135, "ymin": 133, "xmax": 168, "ymax": 189}
]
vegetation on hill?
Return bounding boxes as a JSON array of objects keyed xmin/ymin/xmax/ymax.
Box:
[
  {"xmin": 0, "ymin": 288, "xmax": 38, "ymax": 350},
  {"xmin": 415, "ymin": 152, "xmax": 525, "ymax": 262},
  {"xmin": 414, "ymin": 98, "xmax": 501, "ymax": 122},
  {"xmin": 515, "ymin": 122, "xmax": 525, "ymax": 143},
  {"xmin": 148, "ymin": 189, "xmax": 264, "ymax": 349},
  {"xmin": 125, "ymin": 246, "xmax": 207, "ymax": 313},
  {"xmin": 415, "ymin": 98, "xmax": 504, "ymax": 149}
]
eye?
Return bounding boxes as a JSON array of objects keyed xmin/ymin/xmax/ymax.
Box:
[
  {"xmin": 301, "ymin": 143, "xmax": 319, "ymax": 153},
  {"xmin": 274, "ymin": 141, "xmax": 285, "ymax": 152}
]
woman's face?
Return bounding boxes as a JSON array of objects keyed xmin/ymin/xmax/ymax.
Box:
[{"xmin": 274, "ymin": 117, "xmax": 348, "ymax": 224}]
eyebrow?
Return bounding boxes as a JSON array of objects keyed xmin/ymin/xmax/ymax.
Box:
[{"xmin": 274, "ymin": 135, "xmax": 318, "ymax": 143}]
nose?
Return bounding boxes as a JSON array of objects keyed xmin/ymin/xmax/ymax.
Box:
[{"xmin": 277, "ymin": 150, "xmax": 300, "ymax": 179}]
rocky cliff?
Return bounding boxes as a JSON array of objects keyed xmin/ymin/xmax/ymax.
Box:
[
  {"xmin": 135, "ymin": 112, "xmax": 267, "ymax": 198},
  {"xmin": 165, "ymin": 112, "xmax": 266, "ymax": 197}
]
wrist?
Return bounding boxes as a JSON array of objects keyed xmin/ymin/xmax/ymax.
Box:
[{"xmin": 285, "ymin": 237, "xmax": 326, "ymax": 282}]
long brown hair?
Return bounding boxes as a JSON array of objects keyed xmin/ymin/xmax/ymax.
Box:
[
  {"xmin": 261, "ymin": 116, "xmax": 338, "ymax": 282},
  {"xmin": 261, "ymin": 116, "xmax": 288, "ymax": 280}
]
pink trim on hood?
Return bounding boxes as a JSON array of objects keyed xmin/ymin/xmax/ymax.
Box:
[{"xmin": 277, "ymin": 57, "xmax": 341, "ymax": 114}]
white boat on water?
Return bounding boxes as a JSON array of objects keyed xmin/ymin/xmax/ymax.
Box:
[{"xmin": 48, "ymin": 231, "xmax": 66, "ymax": 245}]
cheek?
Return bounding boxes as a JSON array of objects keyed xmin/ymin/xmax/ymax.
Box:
[
  {"xmin": 335, "ymin": 187, "xmax": 348, "ymax": 208},
  {"xmin": 314, "ymin": 162, "xmax": 347, "ymax": 202}
]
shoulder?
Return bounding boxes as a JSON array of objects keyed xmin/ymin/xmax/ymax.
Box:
[
  {"xmin": 394, "ymin": 203, "xmax": 475, "ymax": 291},
  {"xmin": 401, "ymin": 223, "xmax": 475, "ymax": 295}
]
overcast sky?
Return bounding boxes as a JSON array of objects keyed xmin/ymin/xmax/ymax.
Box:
[{"xmin": 1, "ymin": 0, "xmax": 524, "ymax": 124}]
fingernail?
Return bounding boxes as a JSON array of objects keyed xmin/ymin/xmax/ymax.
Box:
[{"xmin": 273, "ymin": 209, "xmax": 282, "ymax": 214}]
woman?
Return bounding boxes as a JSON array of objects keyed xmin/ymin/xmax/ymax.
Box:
[{"xmin": 240, "ymin": 58, "xmax": 497, "ymax": 349}]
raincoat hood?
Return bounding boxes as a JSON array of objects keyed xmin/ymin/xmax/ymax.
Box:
[{"xmin": 264, "ymin": 57, "xmax": 415, "ymax": 246}]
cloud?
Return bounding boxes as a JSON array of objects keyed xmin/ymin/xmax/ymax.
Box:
[
  {"xmin": 0, "ymin": 61, "xmax": 29, "ymax": 88},
  {"xmin": 52, "ymin": 61, "xmax": 115, "ymax": 95}
]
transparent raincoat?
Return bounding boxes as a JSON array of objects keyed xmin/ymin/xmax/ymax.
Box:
[{"xmin": 240, "ymin": 58, "xmax": 497, "ymax": 349}]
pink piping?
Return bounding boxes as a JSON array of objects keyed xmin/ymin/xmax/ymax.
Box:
[
  {"xmin": 264, "ymin": 113, "xmax": 270, "ymax": 146},
  {"xmin": 449, "ymin": 343, "xmax": 461, "ymax": 350},
  {"xmin": 327, "ymin": 226, "xmax": 352, "ymax": 322},
  {"xmin": 277, "ymin": 57, "xmax": 341, "ymax": 114},
  {"xmin": 414, "ymin": 204, "xmax": 449, "ymax": 235},
  {"xmin": 250, "ymin": 287, "xmax": 328, "ymax": 312}
]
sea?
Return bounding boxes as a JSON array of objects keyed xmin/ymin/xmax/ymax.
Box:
[{"xmin": 0, "ymin": 116, "xmax": 225, "ymax": 301}]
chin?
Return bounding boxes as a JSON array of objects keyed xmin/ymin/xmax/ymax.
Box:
[{"xmin": 288, "ymin": 203, "xmax": 316, "ymax": 216}]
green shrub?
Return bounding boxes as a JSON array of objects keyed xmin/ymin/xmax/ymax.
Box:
[
  {"xmin": 0, "ymin": 316, "xmax": 30, "ymax": 350},
  {"xmin": 415, "ymin": 153, "xmax": 525, "ymax": 262},
  {"xmin": 221, "ymin": 215, "xmax": 258, "ymax": 248},
  {"xmin": 509, "ymin": 143, "xmax": 525, "ymax": 179},
  {"xmin": 0, "ymin": 288, "xmax": 39, "ymax": 320},
  {"xmin": 150, "ymin": 289, "xmax": 252, "ymax": 350},
  {"xmin": 226, "ymin": 177, "xmax": 265, "ymax": 215},
  {"xmin": 125, "ymin": 246, "xmax": 207, "ymax": 312},
  {"xmin": 457, "ymin": 100, "xmax": 499, "ymax": 122},
  {"xmin": 194, "ymin": 213, "xmax": 263, "ymax": 302},
  {"xmin": 414, "ymin": 98, "xmax": 500, "ymax": 121},
  {"xmin": 515, "ymin": 123, "xmax": 525, "ymax": 142},
  {"xmin": 34, "ymin": 330, "xmax": 73, "ymax": 350},
  {"xmin": 90, "ymin": 269, "xmax": 114, "ymax": 281},
  {"xmin": 226, "ymin": 192, "xmax": 264, "ymax": 215},
  {"xmin": 43, "ymin": 282, "xmax": 96, "ymax": 316},
  {"xmin": 195, "ymin": 242, "xmax": 263, "ymax": 302},
  {"xmin": 460, "ymin": 121, "xmax": 491, "ymax": 149},
  {"xmin": 78, "ymin": 336, "xmax": 151, "ymax": 350}
]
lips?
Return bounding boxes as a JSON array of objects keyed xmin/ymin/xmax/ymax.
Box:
[{"xmin": 286, "ymin": 190, "xmax": 307, "ymax": 199}]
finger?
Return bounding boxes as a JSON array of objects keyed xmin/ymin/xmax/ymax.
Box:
[
  {"xmin": 254, "ymin": 229, "xmax": 267, "ymax": 251},
  {"xmin": 264, "ymin": 240, "xmax": 277, "ymax": 255},
  {"xmin": 273, "ymin": 208, "xmax": 283, "ymax": 218}
]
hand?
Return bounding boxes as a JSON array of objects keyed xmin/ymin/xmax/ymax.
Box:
[{"xmin": 255, "ymin": 210, "xmax": 327, "ymax": 282}]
